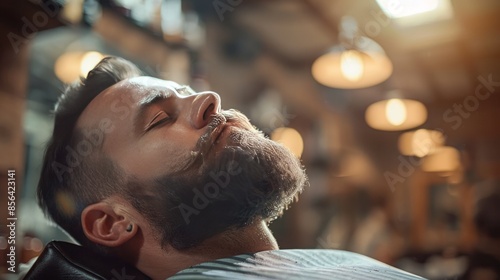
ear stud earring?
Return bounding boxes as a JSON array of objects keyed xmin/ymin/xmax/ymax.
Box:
[{"xmin": 126, "ymin": 224, "xmax": 133, "ymax": 232}]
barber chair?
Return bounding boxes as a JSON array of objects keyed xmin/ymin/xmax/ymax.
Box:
[{"xmin": 24, "ymin": 241, "xmax": 151, "ymax": 279}]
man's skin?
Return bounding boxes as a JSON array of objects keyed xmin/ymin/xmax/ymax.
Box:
[{"xmin": 76, "ymin": 77, "xmax": 278, "ymax": 279}]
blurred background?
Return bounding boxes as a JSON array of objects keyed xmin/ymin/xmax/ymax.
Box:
[{"xmin": 1, "ymin": 0, "xmax": 500, "ymax": 279}]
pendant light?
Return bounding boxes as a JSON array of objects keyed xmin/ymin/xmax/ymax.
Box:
[
  {"xmin": 365, "ymin": 90, "xmax": 427, "ymax": 131},
  {"xmin": 312, "ymin": 16, "xmax": 393, "ymax": 89}
]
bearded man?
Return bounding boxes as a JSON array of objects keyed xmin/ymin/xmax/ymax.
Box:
[{"xmin": 34, "ymin": 57, "xmax": 424, "ymax": 280}]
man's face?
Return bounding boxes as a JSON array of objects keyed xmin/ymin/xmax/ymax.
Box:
[
  {"xmin": 77, "ymin": 76, "xmax": 251, "ymax": 180},
  {"xmin": 77, "ymin": 76, "xmax": 306, "ymax": 249}
]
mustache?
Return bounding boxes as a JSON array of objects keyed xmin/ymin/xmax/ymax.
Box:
[
  {"xmin": 173, "ymin": 109, "xmax": 257, "ymax": 173},
  {"xmin": 195, "ymin": 109, "xmax": 257, "ymax": 156}
]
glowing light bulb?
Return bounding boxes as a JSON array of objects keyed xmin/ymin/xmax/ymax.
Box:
[
  {"xmin": 385, "ymin": 98, "xmax": 407, "ymax": 126},
  {"xmin": 340, "ymin": 50, "xmax": 364, "ymax": 81},
  {"xmin": 412, "ymin": 129, "xmax": 433, "ymax": 157},
  {"xmin": 80, "ymin": 51, "xmax": 104, "ymax": 78}
]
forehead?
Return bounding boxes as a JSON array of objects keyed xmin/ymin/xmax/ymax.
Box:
[
  {"xmin": 125, "ymin": 76, "xmax": 182, "ymax": 92},
  {"xmin": 76, "ymin": 76, "xmax": 180, "ymax": 128}
]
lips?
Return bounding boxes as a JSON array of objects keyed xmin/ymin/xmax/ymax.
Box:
[{"xmin": 213, "ymin": 124, "xmax": 228, "ymax": 144}]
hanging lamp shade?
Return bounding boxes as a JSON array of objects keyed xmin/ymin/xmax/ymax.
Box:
[
  {"xmin": 312, "ymin": 37, "xmax": 393, "ymax": 89},
  {"xmin": 365, "ymin": 98, "xmax": 427, "ymax": 131},
  {"xmin": 398, "ymin": 129, "xmax": 445, "ymax": 157}
]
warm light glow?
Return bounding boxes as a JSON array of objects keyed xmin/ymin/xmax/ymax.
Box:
[
  {"xmin": 385, "ymin": 99, "xmax": 407, "ymax": 126},
  {"xmin": 398, "ymin": 129, "xmax": 445, "ymax": 157},
  {"xmin": 366, "ymin": 98, "xmax": 427, "ymax": 131},
  {"xmin": 55, "ymin": 52, "xmax": 82, "ymax": 83},
  {"xmin": 336, "ymin": 150, "xmax": 375, "ymax": 182},
  {"xmin": 312, "ymin": 36, "xmax": 393, "ymax": 89},
  {"xmin": 422, "ymin": 146, "xmax": 461, "ymax": 172},
  {"xmin": 55, "ymin": 51, "xmax": 105, "ymax": 83},
  {"xmin": 271, "ymin": 127, "xmax": 304, "ymax": 158},
  {"xmin": 80, "ymin": 52, "xmax": 104, "ymax": 78},
  {"xmin": 61, "ymin": 0, "xmax": 83, "ymax": 24},
  {"xmin": 340, "ymin": 50, "xmax": 364, "ymax": 81},
  {"xmin": 412, "ymin": 129, "xmax": 433, "ymax": 157}
]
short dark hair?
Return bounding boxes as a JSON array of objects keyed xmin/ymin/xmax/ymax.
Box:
[{"xmin": 37, "ymin": 57, "xmax": 142, "ymax": 250}]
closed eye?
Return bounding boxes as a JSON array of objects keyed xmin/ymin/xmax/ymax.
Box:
[{"xmin": 145, "ymin": 111, "xmax": 171, "ymax": 131}]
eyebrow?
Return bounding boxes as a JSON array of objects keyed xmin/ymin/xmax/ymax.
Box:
[{"xmin": 134, "ymin": 91, "xmax": 172, "ymax": 133}]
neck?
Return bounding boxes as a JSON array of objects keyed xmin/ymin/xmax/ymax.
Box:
[{"xmin": 136, "ymin": 220, "xmax": 278, "ymax": 280}]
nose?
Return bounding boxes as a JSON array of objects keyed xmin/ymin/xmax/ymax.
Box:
[{"xmin": 189, "ymin": 92, "xmax": 221, "ymax": 129}]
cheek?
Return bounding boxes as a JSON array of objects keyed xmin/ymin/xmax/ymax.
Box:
[
  {"xmin": 118, "ymin": 146, "xmax": 189, "ymax": 179},
  {"xmin": 130, "ymin": 144, "xmax": 192, "ymax": 177},
  {"xmin": 107, "ymin": 123, "xmax": 202, "ymax": 179},
  {"xmin": 127, "ymin": 132, "xmax": 200, "ymax": 178}
]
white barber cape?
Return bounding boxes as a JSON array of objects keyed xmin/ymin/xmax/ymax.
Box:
[{"xmin": 169, "ymin": 249, "xmax": 427, "ymax": 280}]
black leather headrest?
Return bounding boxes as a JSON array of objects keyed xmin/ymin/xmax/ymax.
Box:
[{"xmin": 24, "ymin": 241, "xmax": 151, "ymax": 280}]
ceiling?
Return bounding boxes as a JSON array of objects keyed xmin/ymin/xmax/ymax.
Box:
[
  {"xmin": 16, "ymin": 0, "xmax": 500, "ymax": 182},
  {"xmin": 189, "ymin": 0, "xmax": 500, "ymax": 177}
]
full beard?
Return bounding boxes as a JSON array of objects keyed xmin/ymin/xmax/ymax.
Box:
[{"xmin": 126, "ymin": 110, "xmax": 308, "ymax": 250}]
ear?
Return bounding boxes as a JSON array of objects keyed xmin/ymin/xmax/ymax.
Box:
[{"xmin": 81, "ymin": 202, "xmax": 137, "ymax": 247}]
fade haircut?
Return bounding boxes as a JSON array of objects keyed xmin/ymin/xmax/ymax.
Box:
[{"xmin": 37, "ymin": 57, "xmax": 142, "ymax": 251}]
